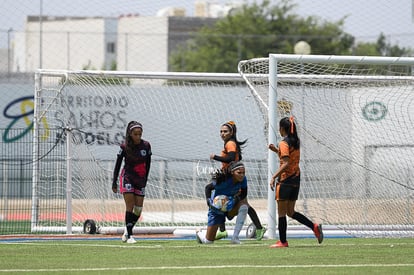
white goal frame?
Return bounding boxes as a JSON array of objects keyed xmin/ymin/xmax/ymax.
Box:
[
  {"xmin": 31, "ymin": 70, "xmax": 269, "ymax": 236},
  {"xmin": 239, "ymin": 54, "xmax": 414, "ymax": 238}
]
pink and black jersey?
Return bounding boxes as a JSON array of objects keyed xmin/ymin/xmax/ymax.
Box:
[{"xmin": 112, "ymin": 140, "xmax": 152, "ymax": 189}]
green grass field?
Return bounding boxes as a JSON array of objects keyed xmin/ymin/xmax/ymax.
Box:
[{"xmin": 1, "ymin": 236, "xmax": 414, "ymax": 274}]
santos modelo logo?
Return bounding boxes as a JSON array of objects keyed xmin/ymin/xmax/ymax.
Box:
[
  {"xmin": 2, "ymin": 96, "xmax": 49, "ymax": 143},
  {"xmin": 2, "ymin": 95, "xmax": 127, "ymax": 145}
]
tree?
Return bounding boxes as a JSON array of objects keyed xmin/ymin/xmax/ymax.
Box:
[
  {"xmin": 170, "ymin": 0, "xmax": 354, "ymax": 72},
  {"xmin": 170, "ymin": 0, "xmax": 410, "ymax": 73}
]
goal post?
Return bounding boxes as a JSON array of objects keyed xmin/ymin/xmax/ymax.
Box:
[
  {"xmin": 32, "ymin": 70, "xmax": 269, "ymax": 235},
  {"xmin": 239, "ymin": 54, "xmax": 414, "ymax": 238}
]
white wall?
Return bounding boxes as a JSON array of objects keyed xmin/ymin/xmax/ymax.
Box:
[
  {"xmin": 20, "ymin": 17, "xmax": 117, "ymax": 71},
  {"xmin": 117, "ymin": 16, "xmax": 168, "ymax": 71}
]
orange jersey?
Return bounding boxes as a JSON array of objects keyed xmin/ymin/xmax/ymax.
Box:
[
  {"xmin": 278, "ymin": 139, "xmax": 300, "ymax": 182},
  {"xmin": 221, "ymin": 140, "xmax": 239, "ymax": 170}
]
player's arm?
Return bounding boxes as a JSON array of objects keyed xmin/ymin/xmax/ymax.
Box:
[
  {"xmin": 234, "ymin": 187, "xmax": 247, "ymax": 204},
  {"xmin": 112, "ymin": 149, "xmax": 125, "ymax": 192},
  {"xmin": 212, "ymin": 151, "xmax": 236, "ymax": 163},
  {"xmin": 270, "ymin": 156, "xmax": 289, "ymax": 191},
  {"xmin": 212, "ymin": 140, "xmax": 237, "ymax": 163},
  {"xmin": 145, "ymin": 143, "xmax": 152, "ymax": 181},
  {"xmin": 268, "ymin": 143, "xmax": 279, "ymax": 153},
  {"xmin": 234, "ymin": 176, "xmax": 248, "ymax": 204},
  {"xmin": 204, "ymin": 182, "xmax": 215, "ymax": 207}
]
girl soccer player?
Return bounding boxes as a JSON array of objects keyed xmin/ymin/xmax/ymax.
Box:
[
  {"xmin": 268, "ymin": 116, "xmax": 323, "ymax": 248},
  {"xmin": 207, "ymin": 121, "xmax": 266, "ymax": 240},
  {"xmin": 197, "ymin": 161, "xmax": 249, "ymax": 244},
  {"xmin": 112, "ymin": 121, "xmax": 152, "ymax": 244}
]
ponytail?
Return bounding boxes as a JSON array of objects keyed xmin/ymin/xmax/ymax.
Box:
[{"xmin": 279, "ymin": 116, "xmax": 300, "ymax": 149}]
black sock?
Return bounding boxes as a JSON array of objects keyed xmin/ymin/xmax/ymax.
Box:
[
  {"xmin": 278, "ymin": 216, "xmax": 287, "ymax": 243},
  {"xmin": 292, "ymin": 212, "xmax": 314, "ymax": 230},
  {"xmin": 132, "ymin": 212, "xmax": 139, "ymax": 223},
  {"xmin": 248, "ymin": 207, "xmax": 262, "ymax": 230},
  {"xmin": 125, "ymin": 211, "xmax": 136, "ymax": 237},
  {"xmin": 219, "ymin": 223, "xmax": 226, "ymax": 232}
]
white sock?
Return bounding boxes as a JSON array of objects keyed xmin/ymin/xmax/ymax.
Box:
[
  {"xmin": 203, "ymin": 238, "xmax": 214, "ymax": 244},
  {"xmin": 233, "ymin": 204, "xmax": 248, "ymax": 239},
  {"xmin": 197, "ymin": 230, "xmax": 214, "ymax": 244}
]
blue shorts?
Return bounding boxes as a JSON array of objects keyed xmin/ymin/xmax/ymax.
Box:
[{"xmin": 207, "ymin": 207, "xmax": 226, "ymax": 226}]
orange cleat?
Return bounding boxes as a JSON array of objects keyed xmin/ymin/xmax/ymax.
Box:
[
  {"xmin": 314, "ymin": 224, "xmax": 324, "ymax": 244},
  {"xmin": 270, "ymin": 240, "xmax": 289, "ymax": 248}
]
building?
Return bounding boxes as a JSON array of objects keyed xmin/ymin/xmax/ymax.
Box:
[
  {"xmin": 13, "ymin": 16, "xmax": 118, "ymax": 72},
  {"xmin": 116, "ymin": 15, "xmax": 216, "ymax": 71},
  {"xmin": 11, "ymin": 2, "xmax": 234, "ymax": 72}
]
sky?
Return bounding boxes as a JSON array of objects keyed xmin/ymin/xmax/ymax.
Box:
[{"xmin": 1, "ymin": 0, "xmax": 413, "ymax": 48}]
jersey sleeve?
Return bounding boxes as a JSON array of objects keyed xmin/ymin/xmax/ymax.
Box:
[
  {"xmin": 225, "ymin": 140, "xmax": 237, "ymax": 153},
  {"xmin": 112, "ymin": 146, "xmax": 125, "ymax": 186},
  {"xmin": 278, "ymin": 141, "xmax": 290, "ymax": 158}
]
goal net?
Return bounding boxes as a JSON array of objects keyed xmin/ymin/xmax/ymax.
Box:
[
  {"xmin": 238, "ymin": 54, "xmax": 414, "ymax": 238},
  {"xmin": 32, "ymin": 71, "xmax": 268, "ymax": 234}
]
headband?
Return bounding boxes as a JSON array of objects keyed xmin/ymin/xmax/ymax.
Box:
[
  {"xmin": 229, "ymin": 161, "xmax": 245, "ymax": 171},
  {"xmin": 223, "ymin": 120, "xmax": 236, "ymax": 132},
  {"xmin": 129, "ymin": 122, "xmax": 142, "ymax": 131}
]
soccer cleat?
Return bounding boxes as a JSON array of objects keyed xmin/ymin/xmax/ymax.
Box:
[
  {"xmin": 121, "ymin": 227, "xmax": 128, "ymax": 242},
  {"xmin": 121, "ymin": 234, "xmax": 128, "ymax": 242},
  {"xmin": 215, "ymin": 230, "xmax": 228, "ymax": 240},
  {"xmin": 270, "ymin": 240, "xmax": 289, "ymax": 248},
  {"xmin": 126, "ymin": 237, "xmax": 137, "ymax": 244},
  {"xmin": 313, "ymin": 224, "xmax": 324, "ymax": 244},
  {"xmin": 231, "ymin": 237, "xmax": 241, "ymax": 244},
  {"xmin": 255, "ymin": 227, "xmax": 266, "ymax": 241}
]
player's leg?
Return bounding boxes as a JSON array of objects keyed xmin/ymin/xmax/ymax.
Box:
[
  {"xmin": 277, "ymin": 200, "xmax": 288, "ymax": 244},
  {"xmin": 197, "ymin": 209, "xmax": 224, "ymax": 244},
  {"xmin": 205, "ymin": 224, "xmax": 219, "ymax": 242},
  {"xmin": 288, "ymin": 199, "xmax": 323, "ymax": 244},
  {"xmin": 133, "ymin": 195, "xmax": 144, "ymax": 222},
  {"xmin": 232, "ymin": 203, "xmax": 248, "ymax": 244},
  {"xmin": 215, "ymin": 223, "xmax": 228, "ymax": 240},
  {"xmin": 247, "ymin": 205, "xmax": 266, "ymax": 240},
  {"xmin": 270, "ymin": 183, "xmax": 289, "ymax": 248},
  {"xmin": 288, "ymin": 184, "xmax": 323, "ymax": 243},
  {"xmin": 123, "ymin": 192, "xmax": 137, "ymax": 243},
  {"xmin": 204, "ymin": 182, "xmax": 228, "ymax": 240}
]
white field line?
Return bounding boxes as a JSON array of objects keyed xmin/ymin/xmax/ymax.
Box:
[{"xmin": 1, "ymin": 264, "xmax": 414, "ymax": 273}]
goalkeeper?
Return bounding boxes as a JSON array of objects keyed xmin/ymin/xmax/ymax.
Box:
[
  {"xmin": 207, "ymin": 120, "xmax": 266, "ymax": 240},
  {"xmin": 196, "ymin": 161, "xmax": 248, "ymax": 244}
]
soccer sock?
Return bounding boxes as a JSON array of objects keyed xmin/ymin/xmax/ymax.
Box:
[
  {"xmin": 233, "ymin": 204, "xmax": 248, "ymax": 239},
  {"xmin": 125, "ymin": 211, "xmax": 135, "ymax": 237},
  {"xmin": 278, "ymin": 216, "xmax": 287, "ymax": 243},
  {"xmin": 248, "ymin": 206, "xmax": 262, "ymax": 229},
  {"xmin": 197, "ymin": 230, "xmax": 214, "ymax": 244},
  {"xmin": 133, "ymin": 206, "xmax": 142, "ymax": 220},
  {"xmin": 219, "ymin": 223, "xmax": 226, "ymax": 232},
  {"xmin": 132, "ymin": 212, "xmax": 139, "ymax": 225},
  {"xmin": 292, "ymin": 212, "xmax": 314, "ymax": 230}
]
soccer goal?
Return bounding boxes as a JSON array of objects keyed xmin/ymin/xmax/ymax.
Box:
[
  {"xmin": 238, "ymin": 54, "xmax": 414, "ymax": 238},
  {"xmin": 32, "ymin": 70, "xmax": 269, "ymax": 234}
]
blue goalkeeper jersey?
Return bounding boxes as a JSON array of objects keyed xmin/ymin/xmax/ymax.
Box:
[{"xmin": 213, "ymin": 176, "xmax": 247, "ymax": 199}]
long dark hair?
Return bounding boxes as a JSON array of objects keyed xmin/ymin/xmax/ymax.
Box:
[
  {"xmin": 124, "ymin": 120, "xmax": 143, "ymax": 160},
  {"xmin": 279, "ymin": 116, "xmax": 300, "ymax": 149},
  {"xmin": 222, "ymin": 121, "xmax": 247, "ymax": 160}
]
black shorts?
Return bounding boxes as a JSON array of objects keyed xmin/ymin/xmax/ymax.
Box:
[{"xmin": 276, "ymin": 175, "xmax": 300, "ymax": 201}]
